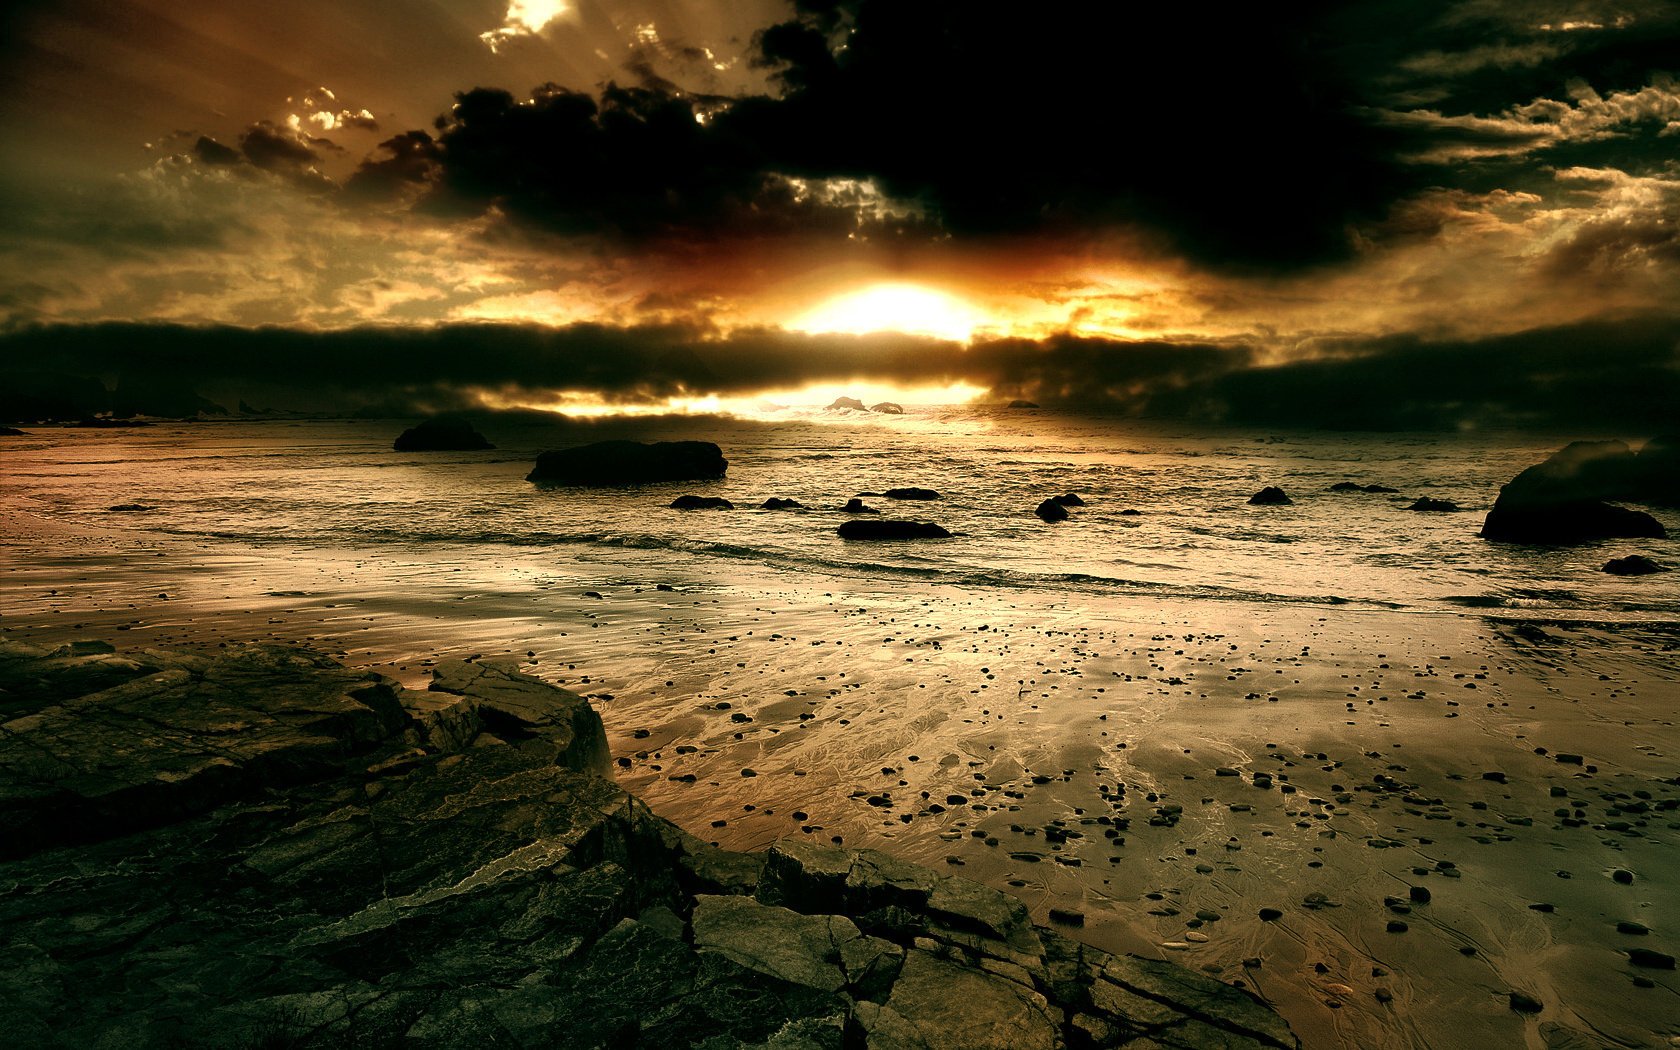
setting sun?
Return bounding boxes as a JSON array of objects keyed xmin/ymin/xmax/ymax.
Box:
[{"xmin": 790, "ymin": 282, "xmax": 985, "ymax": 342}]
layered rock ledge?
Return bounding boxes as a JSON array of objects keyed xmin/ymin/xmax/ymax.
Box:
[{"xmin": 0, "ymin": 640, "xmax": 1298, "ymax": 1049}]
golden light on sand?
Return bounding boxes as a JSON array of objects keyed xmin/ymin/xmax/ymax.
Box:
[{"xmin": 789, "ymin": 283, "xmax": 986, "ymax": 343}]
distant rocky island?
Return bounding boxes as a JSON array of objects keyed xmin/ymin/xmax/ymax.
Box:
[{"xmin": 0, "ymin": 639, "xmax": 1299, "ymax": 1049}]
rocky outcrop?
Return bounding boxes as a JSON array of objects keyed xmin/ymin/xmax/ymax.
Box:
[
  {"xmin": 0, "ymin": 640, "xmax": 1298, "ymax": 1049},
  {"xmin": 762, "ymin": 497, "xmax": 805, "ymax": 510},
  {"xmin": 670, "ymin": 495, "xmax": 734, "ymax": 510},
  {"xmin": 870, "ymin": 402, "xmax": 905, "ymax": 414},
  {"xmin": 838, "ymin": 519, "xmax": 952, "ymax": 539},
  {"xmin": 1008, "ymin": 399, "xmax": 1040, "ymax": 409},
  {"xmin": 527, "ymin": 440, "xmax": 728, "ymax": 485},
  {"xmin": 1053, "ymin": 493, "xmax": 1086, "ymax": 507},
  {"xmin": 828, "ymin": 397, "xmax": 867, "ymax": 411},
  {"xmin": 1247, "ymin": 487, "xmax": 1292, "ymax": 506},
  {"xmin": 884, "ymin": 487, "xmax": 941, "ymax": 500},
  {"xmin": 392, "ymin": 417, "xmax": 494, "ymax": 452},
  {"xmin": 1035, "ymin": 499, "xmax": 1070, "ymax": 522},
  {"xmin": 1603, "ymin": 555, "xmax": 1670, "ymax": 576},
  {"xmin": 1481, "ymin": 441, "xmax": 1667, "ymax": 544},
  {"xmin": 843, "ymin": 498, "xmax": 880, "ymax": 514}
]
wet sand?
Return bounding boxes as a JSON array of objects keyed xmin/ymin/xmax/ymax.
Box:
[{"xmin": 2, "ymin": 505, "xmax": 1677, "ymax": 1049}]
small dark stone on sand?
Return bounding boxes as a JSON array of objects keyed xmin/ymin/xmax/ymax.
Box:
[
  {"xmin": 1509, "ymin": 992, "xmax": 1543, "ymax": 1013},
  {"xmin": 1616, "ymin": 921, "xmax": 1650, "ymax": 935},
  {"xmin": 1409, "ymin": 886, "xmax": 1431, "ymax": 904},
  {"xmin": 1048, "ymin": 908, "xmax": 1085, "ymax": 926},
  {"xmin": 1259, "ymin": 908, "xmax": 1283, "ymax": 921},
  {"xmin": 1386, "ymin": 920, "xmax": 1408, "ymax": 933},
  {"xmin": 1627, "ymin": 948, "xmax": 1676, "ymax": 969},
  {"xmin": 1612, "ymin": 869, "xmax": 1634, "ymax": 884}
]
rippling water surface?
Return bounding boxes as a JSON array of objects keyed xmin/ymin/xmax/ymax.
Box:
[{"xmin": 4, "ymin": 410, "xmax": 1677, "ymax": 619}]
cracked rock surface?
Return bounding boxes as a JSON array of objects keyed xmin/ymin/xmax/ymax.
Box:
[{"xmin": 0, "ymin": 640, "xmax": 1299, "ymax": 1048}]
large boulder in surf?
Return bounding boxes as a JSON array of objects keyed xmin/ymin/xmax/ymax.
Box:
[
  {"xmin": 1481, "ymin": 441, "xmax": 1666, "ymax": 543},
  {"xmin": 1034, "ymin": 499, "xmax": 1069, "ymax": 523},
  {"xmin": 528, "ymin": 440, "xmax": 727, "ymax": 485},
  {"xmin": 392, "ymin": 416, "xmax": 494, "ymax": 452},
  {"xmin": 870, "ymin": 402, "xmax": 904, "ymax": 415},
  {"xmin": 1248, "ymin": 486, "xmax": 1293, "ymax": 506},
  {"xmin": 762, "ymin": 497, "xmax": 804, "ymax": 510},
  {"xmin": 827, "ymin": 397, "xmax": 867, "ymax": 411},
  {"xmin": 837, "ymin": 520, "xmax": 951, "ymax": 540}
]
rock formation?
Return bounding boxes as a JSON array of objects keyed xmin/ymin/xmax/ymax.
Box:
[
  {"xmin": 392, "ymin": 416, "xmax": 495, "ymax": 452},
  {"xmin": 884, "ymin": 487, "xmax": 941, "ymax": 500},
  {"xmin": 838, "ymin": 519, "xmax": 953, "ymax": 539},
  {"xmin": 1406, "ymin": 497, "xmax": 1459, "ymax": 512},
  {"xmin": 1035, "ymin": 499, "xmax": 1070, "ymax": 522},
  {"xmin": 762, "ymin": 497, "xmax": 805, "ymax": 510},
  {"xmin": 827, "ymin": 397, "xmax": 867, "ymax": 411},
  {"xmin": 842, "ymin": 498, "xmax": 881, "ymax": 514},
  {"xmin": 528, "ymin": 440, "xmax": 728, "ymax": 485},
  {"xmin": 870, "ymin": 402, "xmax": 905, "ymax": 414},
  {"xmin": 1247, "ymin": 487, "xmax": 1293, "ymax": 506},
  {"xmin": 1603, "ymin": 555, "xmax": 1670, "ymax": 576},
  {"xmin": 670, "ymin": 495, "xmax": 734, "ymax": 510},
  {"xmin": 0, "ymin": 640, "xmax": 1299, "ymax": 1048},
  {"xmin": 1481, "ymin": 441, "xmax": 1667, "ymax": 543},
  {"xmin": 1008, "ymin": 399, "xmax": 1040, "ymax": 409}
]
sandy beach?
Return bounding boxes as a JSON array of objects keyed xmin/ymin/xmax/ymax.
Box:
[{"xmin": 4, "ymin": 502, "xmax": 1675, "ymax": 1050}]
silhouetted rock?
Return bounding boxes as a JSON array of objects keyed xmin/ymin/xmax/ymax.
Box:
[
  {"xmin": 0, "ymin": 640, "xmax": 1300, "ymax": 1049},
  {"xmin": 1007, "ymin": 399, "xmax": 1039, "ymax": 409},
  {"xmin": 1248, "ymin": 487, "xmax": 1293, "ymax": 506},
  {"xmin": 1053, "ymin": 493, "xmax": 1086, "ymax": 506},
  {"xmin": 528, "ymin": 440, "xmax": 728, "ymax": 485},
  {"xmin": 1331, "ymin": 482, "xmax": 1399, "ymax": 493},
  {"xmin": 236, "ymin": 399, "xmax": 271, "ymax": 416},
  {"xmin": 1603, "ymin": 555, "xmax": 1669, "ymax": 576},
  {"xmin": 392, "ymin": 416, "xmax": 494, "ymax": 452},
  {"xmin": 0, "ymin": 426, "xmax": 25, "ymax": 436},
  {"xmin": 111, "ymin": 376, "xmax": 226, "ymax": 418},
  {"xmin": 884, "ymin": 487, "xmax": 941, "ymax": 500},
  {"xmin": 827, "ymin": 396, "xmax": 867, "ymax": 411},
  {"xmin": 842, "ymin": 498, "xmax": 880, "ymax": 514},
  {"xmin": 108, "ymin": 504, "xmax": 153, "ymax": 512},
  {"xmin": 1481, "ymin": 441, "xmax": 1667, "ymax": 543},
  {"xmin": 838, "ymin": 520, "xmax": 952, "ymax": 539},
  {"xmin": 1119, "ymin": 508, "xmax": 1142, "ymax": 515},
  {"xmin": 1407, "ymin": 497, "xmax": 1460, "ymax": 512},
  {"xmin": 1035, "ymin": 499, "xmax": 1069, "ymax": 522},
  {"xmin": 870, "ymin": 402, "xmax": 904, "ymax": 414},
  {"xmin": 762, "ymin": 497, "xmax": 804, "ymax": 510},
  {"xmin": 0, "ymin": 371, "xmax": 110, "ymax": 422},
  {"xmin": 671, "ymin": 495, "xmax": 734, "ymax": 510}
]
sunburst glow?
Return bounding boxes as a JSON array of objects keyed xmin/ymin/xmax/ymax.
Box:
[{"xmin": 790, "ymin": 283, "xmax": 986, "ymax": 343}]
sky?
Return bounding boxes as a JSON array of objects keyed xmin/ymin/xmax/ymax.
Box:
[{"xmin": 1, "ymin": 0, "xmax": 1678, "ymax": 427}]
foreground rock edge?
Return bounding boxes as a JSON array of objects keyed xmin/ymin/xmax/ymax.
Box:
[{"xmin": 0, "ymin": 639, "xmax": 1299, "ymax": 1049}]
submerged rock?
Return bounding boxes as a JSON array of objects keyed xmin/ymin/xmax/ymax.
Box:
[
  {"xmin": 1053, "ymin": 493, "xmax": 1086, "ymax": 506},
  {"xmin": 1481, "ymin": 440, "xmax": 1666, "ymax": 544},
  {"xmin": 0, "ymin": 640, "xmax": 1300, "ymax": 1049},
  {"xmin": 1330, "ymin": 482, "xmax": 1399, "ymax": 493},
  {"xmin": 670, "ymin": 495, "xmax": 734, "ymax": 510},
  {"xmin": 1035, "ymin": 499, "xmax": 1070, "ymax": 522},
  {"xmin": 1248, "ymin": 486, "xmax": 1293, "ymax": 506},
  {"xmin": 884, "ymin": 487, "xmax": 941, "ymax": 500},
  {"xmin": 528, "ymin": 440, "xmax": 727, "ymax": 485},
  {"xmin": 762, "ymin": 497, "xmax": 805, "ymax": 510},
  {"xmin": 842, "ymin": 498, "xmax": 880, "ymax": 514},
  {"xmin": 1603, "ymin": 554, "xmax": 1670, "ymax": 576},
  {"xmin": 827, "ymin": 396, "xmax": 867, "ymax": 411},
  {"xmin": 837, "ymin": 519, "xmax": 952, "ymax": 539},
  {"xmin": 870, "ymin": 402, "xmax": 904, "ymax": 414},
  {"xmin": 1007, "ymin": 399, "xmax": 1040, "ymax": 409},
  {"xmin": 392, "ymin": 416, "xmax": 494, "ymax": 452},
  {"xmin": 1407, "ymin": 497, "xmax": 1460, "ymax": 512}
]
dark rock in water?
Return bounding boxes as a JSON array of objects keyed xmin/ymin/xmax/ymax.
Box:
[
  {"xmin": 528, "ymin": 440, "xmax": 727, "ymax": 485},
  {"xmin": 108, "ymin": 503, "xmax": 153, "ymax": 512},
  {"xmin": 1330, "ymin": 482, "xmax": 1399, "ymax": 493},
  {"xmin": 1366, "ymin": 484, "xmax": 1400, "ymax": 493},
  {"xmin": 1035, "ymin": 499, "xmax": 1070, "ymax": 522},
  {"xmin": 393, "ymin": 416, "xmax": 494, "ymax": 452},
  {"xmin": 842, "ymin": 498, "xmax": 880, "ymax": 514},
  {"xmin": 827, "ymin": 396, "xmax": 867, "ymax": 411},
  {"xmin": 0, "ymin": 426, "xmax": 25, "ymax": 436},
  {"xmin": 1120, "ymin": 508, "xmax": 1142, "ymax": 515},
  {"xmin": 838, "ymin": 519, "xmax": 951, "ymax": 540},
  {"xmin": 0, "ymin": 640, "xmax": 1303, "ymax": 1049},
  {"xmin": 1007, "ymin": 399, "xmax": 1039, "ymax": 409},
  {"xmin": 884, "ymin": 487, "xmax": 941, "ymax": 500},
  {"xmin": 1052, "ymin": 493, "xmax": 1086, "ymax": 506},
  {"xmin": 762, "ymin": 497, "xmax": 805, "ymax": 510},
  {"xmin": 1407, "ymin": 497, "xmax": 1460, "ymax": 512},
  {"xmin": 1248, "ymin": 487, "xmax": 1293, "ymax": 506},
  {"xmin": 870, "ymin": 402, "xmax": 904, "ymax": 414},
  {"xmin": 670, "ymin": 495, "xmax": 734, "ymax": 510},
  {"xmin": 1604, "ymin": 554, "xmax": 1669, "ymax": 575},
  {"xmin": 1482, "ymin": 440, "xmax": 1668, "ymax": 543}
]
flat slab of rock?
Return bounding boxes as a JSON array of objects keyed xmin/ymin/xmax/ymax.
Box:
[
  {"xmin": 838, "ymin": 519, "xmax": 951, "ymax": 540},
  {"xmin": 527, "ymin": 440, "xmax": 727, "ymax": 485}
]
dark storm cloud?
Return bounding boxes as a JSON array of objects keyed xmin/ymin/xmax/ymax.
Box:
[
  {"xmin": 192, "ymin": 136, "xmax": 241, "ymax": 166},
  {"xmin": 3, "ymin": 315, "xmax": 1674, "ymax": 430},
  {"xmin": 239, "ymin": 122, "xmax": 319, "ymax": 170},
  {"xmin": 349, "ymin": 2, "xmax": 1415, "ymax": 269}
]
